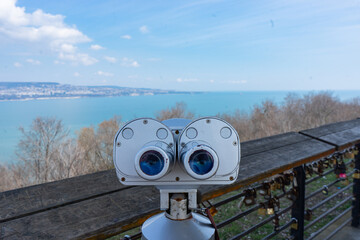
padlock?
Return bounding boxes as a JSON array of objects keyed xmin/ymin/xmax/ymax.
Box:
[
  {"xmin": 312, "ymin": 161, "xmax": 324, "ymax": 175},
  {"xmin": 350, "ymin": 160, "xmax": 355, "ymax": 169},
  {"xmin": 266, "ymin": 202, "xmax": 275, "ymax": 215},
  {"xmin": 335, "ymin": 160, "xmax": 347, "ymax": 178},
  {"xmin": 258, "ymin": 203, "xmax": 267, "ymax": 216},
  {"xmin": 354, "ymin": 170, "xmax": 360, "ymax": 179},
  {"xmin": 345, "ymin": 151, "xmax": 355, "ymax": 160},
  {"xmin": 270, "ymin": 180, "xmax": 277, "ymax": 191},
  {"xmin": 354, "ymin": 148, "xmax": 359, "ymax": 155},
  {"xmin": 243, "ymin": 188, "xmax": 257, "ymax": 206},
  {"xmin": 322, "ymin": 158, "xmax": 330, "ymax": 168},
  {"xmin": 322, "ymin": 185, "xmax": 329, "ymax": 195},
  {"xmin": 305, "ymin": 165, "xmax": 314, "ymax": 178},
  {"xmin": 286, "ymin": 188, "xmax": 298, "ymax": 202},
  {"xmin": 259, "ymin": 182, "xmax": 271, "ymax": 197},
  {"xmin": 331, "ymin": 156, "xmax": 338, "ymax": 167},
  {"xmin": 275, "ymin": 176, "xmax": 285, "ymax": 191},
  {"xmin": 305, "ymin": 209, "xmax": 312, "ymax": 221},
  {"xmin": 282, "ymin": 173, "xmax": 292, "ymax": 186}
]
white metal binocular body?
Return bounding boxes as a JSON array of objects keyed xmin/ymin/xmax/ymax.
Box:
[{"xmin": 113, "ymin": 117, "xmax": 240, "ymax": 186}]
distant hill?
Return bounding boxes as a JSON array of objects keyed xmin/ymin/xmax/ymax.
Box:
[{"xmin": 0, "ymin": 82, "xmax": 193, "ymax": 101}]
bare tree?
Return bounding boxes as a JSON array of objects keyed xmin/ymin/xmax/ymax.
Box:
[
  {"xmin": 77, "ymin": 116, "xmax": 120, "ymax": 171},
  {"xmin": 156, "ymin": 102, "xmax": 194, "ymax": 121},
  {"xmin": 16, "ymin": 117, "xmax": 69, "ymax": 185}
]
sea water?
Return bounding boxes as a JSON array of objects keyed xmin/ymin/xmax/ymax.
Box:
[{"xmin": 1, "ymin": 91, "xmax": 359, "ymax": 164}]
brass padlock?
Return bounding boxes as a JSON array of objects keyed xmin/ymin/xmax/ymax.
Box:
[
  {"xmin": 322, "ymin": 185, "xmax": 329, "ymax": 195},
  {"xmin": 354, "ymin": 170, "xmax": 360, "ymax": 179},
  {"xmin": 258, "ymin": 203, "xmax": 266, "ymax": 216},
  {"xmin": 345, "ymin": 151, "xmax": 355, "ymax": 159}
]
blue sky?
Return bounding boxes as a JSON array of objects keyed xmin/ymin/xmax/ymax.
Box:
[{"xmin": 0, "ymin": 0, "xmax": 359, "ymax": 91}]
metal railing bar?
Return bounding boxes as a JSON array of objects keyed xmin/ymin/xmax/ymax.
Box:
[
  {"xmin": 212, "ymin": 191, "xmax": 246, "ymax": 208},
  {"xmin": 322, "ymin": 217, "xmax": 352, "ymax": 240},
  {"xmin": 304, "ymin": 195, "xmax": 352, "ymax": 230},
  {"xmin": 305, "ymin": 170, "xmax": 355, "ymax": 201},
  {"xmin": 305, "ymin": 160, "xmax": 353, "ymax": 185},
  {"xmin": 217, "ymin": 204, "xmax": 261, "ymax": 229},
  {"xmin": 217, "ymin": 188, "xmax": 292, "ymax": 229},
  {"xmin": 306, "ymin": 206, "xmax": 352, "ymax": 240},
  {"xmin": 308, "ymin": 183, "xmax": 353, "ymax": 212},
  {"xmin": 305, "ymin": 179, "xmax": 341, "ymax": 200},
  {"xmin": 228, "ymin": 205, "xmax": 293, "ymax": 240},
  {"xmin": 261, "ymin": 218, "xmax": 296, "ymax": 240},
  {"xmin": 128, "ymin": 232, "xmax": 142, "ymax": 240},
  {"xmin": 305, "ymin": 168, "xmax": 334, "ymax": 185}
]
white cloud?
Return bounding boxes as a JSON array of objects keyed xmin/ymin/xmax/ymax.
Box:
[
  {"xmin": 90, "ymin": 44, "xmax": 104, "ymax": 50},
  {"xmin": 60, "ymin": 43, "xmax": 76, "ymax": 53},
  {"xmin": 228, "ymin": 80, "xmax": 247, "ymax": 84},
  {"xmin": 96, "ymin": 71, "xmax": 114, "ymax": 77},
  {"xmin": 139, "ymin": 25, "xmax": 149, "ymax": 34},
  {"xmin": 209, "ymin": 79, "xmax": 215, "ymax": 83},
  {"xmin": 59, "ymin": 52, "xmax": 98, "ymax": 66},
  {"xmin": 14, "ymin": 62, "xmax": 22, "ymax": 67},
  {"xmin": 121, "ymin": 57, "xmax": 139, "ymax": 67},
  {"xmin": 26, "ymin": 58, "xmax": 41, "ymax": 65},
  {"xmin": 121, "ymin": 35, "xmax": 132, "ymax": 39},
  {"xmin": 104, "ymin": 56, "xmax": 117, "ymax": 63},
  {"xmin": 0, "ymin": 0, "xmax": 95, "ymax": 66},
  {"xmin": 176, "ymin": 78, "xmax": 198, "ymax": 83},
  {"xmin": 74, "ymin": 72, "xmax": 80, "ymax": 77}
]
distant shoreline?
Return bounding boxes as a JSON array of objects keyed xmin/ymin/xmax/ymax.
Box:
[{"xmin": 0, "ymin": 92, "xmax": 200, "ymax": 102}]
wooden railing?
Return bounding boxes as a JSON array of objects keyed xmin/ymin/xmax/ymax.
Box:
[{"xmin": 1, "ymin": 118, "xmax": 360, "ymax": 239}]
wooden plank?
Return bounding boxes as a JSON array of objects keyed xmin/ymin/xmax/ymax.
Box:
[
  {"xmin": 300, "ymin": 119, "xmax": 360, "ymax": 138},
  {"xmin": 0, "ymin": 186, "xmax": 159, "ymax": 240},
  {"xmin": 241, "ymin": 132, "xmax": 308, "ymax": 157},
  {"xmin": 301, "ymin": 119, "xmax": 360, "ymax": 149},
  {"xmin": 0, "ymin": 169, "xmax": 125, "ymax": 223},
  {"xmin": 0, "ymin": 134, "xmax": 335, "ymax": 239}
]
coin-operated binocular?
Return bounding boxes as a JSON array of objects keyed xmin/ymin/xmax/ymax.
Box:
[{"xmin": 114, "ymin": 117, "xmax": 241, "ymax": 240}]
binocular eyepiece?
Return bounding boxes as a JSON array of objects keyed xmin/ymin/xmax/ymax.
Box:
[{"xmin": 113, "ymin": 117, "xmax": 240, "ymax": 186}]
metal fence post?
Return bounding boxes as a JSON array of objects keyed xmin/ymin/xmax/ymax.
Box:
[
  {"xmin": 291, "ymin": 165, "xmax": 306, "ymax": 240},
  {"xmin": 352, "ymin": 144, "xmax": 360, "ymax": 227}
]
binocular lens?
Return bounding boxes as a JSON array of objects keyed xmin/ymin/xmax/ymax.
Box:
[
  {"xmin": 139, "ymin": 150, "xmax": 165, "ymax": 176},
  {"xmin": 188, "ymin": 150, "xmax": 214, "ymax": 175}
]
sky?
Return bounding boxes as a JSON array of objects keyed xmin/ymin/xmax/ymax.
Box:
[{"xmin": 0, "ymin": 0, "xmax": 359, "ymax": 91}]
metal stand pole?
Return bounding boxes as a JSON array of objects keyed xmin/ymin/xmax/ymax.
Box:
[
  {"xmin": 290, "ymin": 165, "xmax": 306, "ymax": 240},
  {"xmin": 141, "ymin": 193, "xmax": 215, "ymax": 240}
]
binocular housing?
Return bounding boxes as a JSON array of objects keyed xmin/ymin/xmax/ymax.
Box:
[{"xmin": 113, "ymin": 117, "xmax": 240, "ymax": 186}]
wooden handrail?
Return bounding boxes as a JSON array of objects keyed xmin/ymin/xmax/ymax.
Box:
[{"xmin": 1, "ymin": 118, "xmax": 360, "ymax": 239}]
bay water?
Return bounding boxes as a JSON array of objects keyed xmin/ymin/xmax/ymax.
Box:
[{"xmin": 1, "ymin": 90, "xmax": 359, "ymax": 164}]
